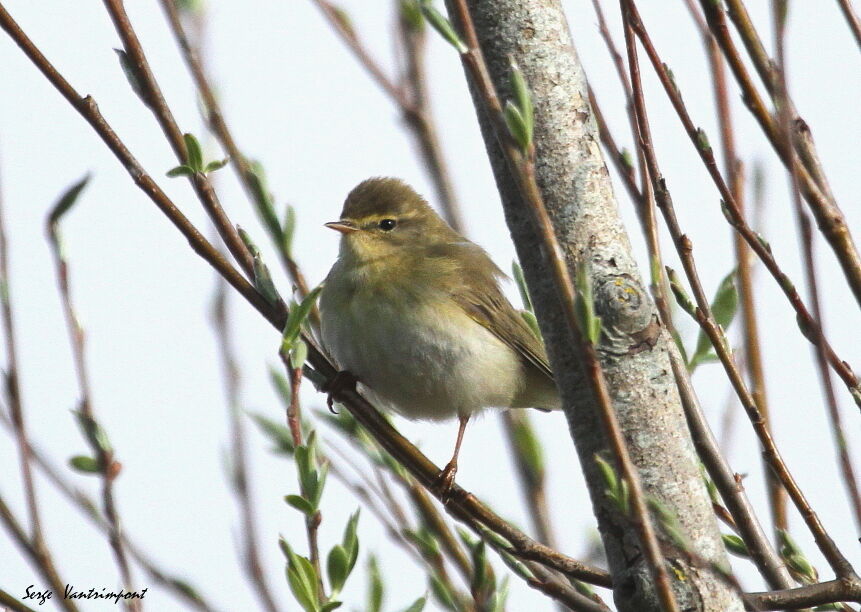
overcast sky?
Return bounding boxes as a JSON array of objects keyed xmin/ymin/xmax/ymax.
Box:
[{"xmin": 0, "ymin": 1, "xmax": 859, "ymax": 611}]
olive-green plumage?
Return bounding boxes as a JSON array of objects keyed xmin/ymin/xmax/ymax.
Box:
[{"xmin": 320, "ymin": 177, "xmax": 560, "ymax": 423}]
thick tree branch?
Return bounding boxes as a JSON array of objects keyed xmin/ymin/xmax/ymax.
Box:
[{"xmin": 443, "ymin": 0, "xmax": 742, "ymax": 609}]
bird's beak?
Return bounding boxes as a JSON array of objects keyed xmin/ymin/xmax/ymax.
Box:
[{"xmin": 324, "ymin": 220, "xmax": 359, "ymax": 235}]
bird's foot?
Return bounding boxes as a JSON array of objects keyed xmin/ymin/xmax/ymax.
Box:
[
  {"xmin": 433, "ymin": 459, "xmax": 458, "ymax": 503},
  {"xmin": 322, "ymin": 370, "xmax": 358, "ymax": 413}
]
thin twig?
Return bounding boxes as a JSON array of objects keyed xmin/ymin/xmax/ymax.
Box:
[
  {"xmin": 0, "ymin": 150, "xmax": 47, "ymax": 571},
  {"xmin": 396, "ymin": 10, "xmax": 465, "ymax": 231},
  {"xmin": 0, "ymin": 407, "xmax": 220, "ymax": 612},
  {"xmin": 0, "ymin": 588, "xmax": 39, "ymax": 612},
  {"xmin": 589, "ymin": 0, "xmax": 675, "ymax": 340},
  {"xmin": 407, "ymin": 483, "xmax": 474, "ymax": 583},
  {"xmin": 499, "ymin": 410, "xmax": 556, "ymax": 548},
  {"xmin": 0, "ymin": 496, "xmax": 79, "ymax": 612},
  {"xmin": 0, "ymin": 6, "xmax": 611, "ymax": 597},
  {"xmin": 624, "ymin": 0, "xmax": 858, "ymax": 581},
  {"xmin": 157, "ymin": 0, "xmax": 314, "ymax": 307},
  {"xmin": 771, "ymin": 0, "xmax": 861, "ymax": 532},
  {"xmin": 749, "ymin": 578, "xmax": 861, "ymax": 610},
  {"xmin": 836, "ymin": 0, "xmax": 861, "ymax": 50},
  {"xmin": 682, "ymin": 0, "xmax": 787, "ymax": 537},
  {"xmin": 102, "ymin": 0, "xmax": 255, "ymax": 282},
  {"xmin": 46, "ymin": 183, "xmax": 139, "ymax": 611},
  {"xmin": 705, "ymin": 0, "xmax": 861, "ymax": 309},
  {"xmin": 0, "ymin": 155, "xmax": 77, "ymax": 612},
  {"xmin": 629, "ymin": 1, "xmax": 861, "ymax": 406},
  {"xmin": 279, "ymin": 350, "xmax": 325, "ymax": 601},
  {"xmin": 668, "ymin": 351, "xmax": 796, "ymax": 592},
  {"xmin": 211, "ymin": 283, "xmax": 281, "ymax": 612}
]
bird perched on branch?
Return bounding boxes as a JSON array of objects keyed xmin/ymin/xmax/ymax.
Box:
[{"xmin": 320, "ymin": 177, "xmax": 560, "ymax": 494}]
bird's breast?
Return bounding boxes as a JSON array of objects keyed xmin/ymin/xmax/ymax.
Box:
[{"xmin": 320, "ymin": 283, "xmax": 523, "ymax": 420}]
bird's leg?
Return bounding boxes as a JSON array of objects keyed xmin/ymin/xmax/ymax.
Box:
[
  {"xmin": 321, "ymin": 370, "xmax": 358, "ymax": 413},
  {"xmin": 435, "ymin": 413, "xmax": 470, "ymax": 501}
]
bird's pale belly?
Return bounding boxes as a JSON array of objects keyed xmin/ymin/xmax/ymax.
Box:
[{"xmin": 321, "ymin": 297, "xmax": 525, "ymax": 421}]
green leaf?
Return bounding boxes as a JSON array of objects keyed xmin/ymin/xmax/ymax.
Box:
[
  {"xmin": 503, "ymin": 101, "xmax": 530, "ymax": 153},
  {"xmin": 671, "ymin": 329, "xmax": 689, "ymax": 364},
  {"xmin": 722, "ymin": 533, "xmax": 749, "ymax": 557},
  {"xmin": 469, "ymin": 540, "xmax": 492, "ymax": 596},
  {"xmin": 249, "ymin": 412, "xmax": 294, "ymax": 454},
  {"xmin": 367, "ymin": 556, "xmax": 384, "ymax": 612},
  {"xmin": 666, "ymin": 266, "xmax": 696, "ymax": 317},
  {"xmin": 320, "ymin": 602, "xmax": 342, "ymax": 612},
  {"xmin": 508, "ymin": 59, "xmax": 534, "ymax": 150},
  {"xmin": 648, "ymin": 497, "xmax": 690, "ymax": 550},
  {"xmin": 342, "ymin": 509, "xmax": 361, "ymax": 573},
  {"xmin": 420, "ymin": 3, "xmax": 467, "ymax": 53},
  {"xmin": 574, "ymin": 264, "xmax": 601, "ymax": 344},
  {"xmin": 310, "ymin": 462, "xmax": 329, "ymax": 509},
  {"xmin": 48, "ymin": 174, "xmax": 91, "ymax": 230},
  {"xmin": 510, "ymin": 415, "xmax": 544, "ymax": 479},
  {"xmin": 183, "ymin": 133, "xmax": 204, "ymax": 172},
  {"xmin": 572, "ymin": 579, "xmax": 595, "ymax": 598},
  {"xmin": 73, "ymin": 410, "xmax": 113, "ymax": 454},
  {"xmin": 595, "ymin": 454, "xmax": 618, "ymax": 494},
  {"xmin": 237, "ymin": 226, "xmax": 260, "ymax": 258},
  {"xmin": 399, "ymin": 0, "xmax": 424, "ymax": 30},
  {"xmin": 204, "ymin": 158, "xmax": 229, "ymax": 174},
  {"xmin": 285, "ymin": 494, "xmax": 315, "ymax": 516},
  {"xmin": 406, "ymin": 527, "xmax": 440, "ymax": 559},
  {"xmin": 595, "ymin": 454, "xmax": 628, "ymax": 514},
  {"xmin": 285, "ymin": 542, "xmax": 321, "ymax": 612},
  {"xmin": 511, "ymin": 261, "xmax": 533, "ymax": 311},
  {"xmin": 166, "ymin": 165, "xmax": 194, "ymax": 178},
  {"xmin": 269, "ymin": 367, "xmax": 292, "ymax": 405},
  {"xmin": 69, "ymin": 455, "xmax": 100, "ymax": 473},
  {"xmin": 620, "ymin": 148, "xmax": 634, "ymax": 170},
  {"xmin": 711, "ymin": 269, "xmax": 739, "ymax": 330},
  {"xmin": 428, "ymin": 575, "xmax": 458, "ymax": 611},
  {"xmin": 253, "ymin": 255, "xmax": 281, "ymax": 307},
  {"xmin": 696, "ymin": 127, "xmax": 711, "ymax": 152},
  {"xmin": 402, "ymin": 596, "xmax": 427, "ymax": 612},
  {"xmin": 327, "ymin": 544, "xmax": 349, "ymax": 595},
  {"xmin": 176, "ymin": 0, "xmax": 203, "ymax": 14},
  {"xmin": 490, "ymin": 577, "xmax": 510, "ymax": 612},
  {"xmin": 282, "ymin": 284, "xmax": 324, "ymax": 351},
  {"xmin": 690, "ymin": 269, "xmax": 737, "ymax": 370},
  {"xmin": 291, "ymin": 338, "xmax": 309, "ymax": 370},
  {"xmin": 113, "ymin": 48, "xmax": 147, "ymax": 103},
  {"xmin": 497, "ymin": 549, "xmax": 535, "ymax": 581},
  {"xmin": 247, "ymin": 161, "xmax": 282, "ymax": 242},
  {"xmin": 700, "ymin": 463, "xmax": 719, "ymax": 504},
  {"xmin": 282, "ymin": 205, "xmax": 297, "ymax": 256}
]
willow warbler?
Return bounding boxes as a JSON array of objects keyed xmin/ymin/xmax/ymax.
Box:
[{"xmin": 320, "ymin": 177, "xmax": 560, "ymax": 490}]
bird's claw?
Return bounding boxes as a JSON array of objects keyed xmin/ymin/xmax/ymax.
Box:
[
  {"xmin": 322, "ymin": 370, "xmax": 357, "ymax": 413},
  {"xmin": 434, "ymin": 460, "xmax": 458, "ymax": 503}
]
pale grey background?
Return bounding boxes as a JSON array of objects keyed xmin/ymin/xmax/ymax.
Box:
[{"xmin": 0, "ymin": 1, "xmax": 858, "ymax": 610}]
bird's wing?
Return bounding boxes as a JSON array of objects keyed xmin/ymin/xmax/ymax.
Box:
[{"xmin": 437, "ymin": 243, "xmax": 554, "ymax": 381}]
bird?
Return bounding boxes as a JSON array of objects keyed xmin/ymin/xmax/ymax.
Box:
[{"xmin": 319, "ymin": 177, "xmax": 560, "ymax": 494}]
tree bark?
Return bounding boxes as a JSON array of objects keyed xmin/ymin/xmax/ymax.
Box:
[{"xmin": 446, "ymin": 1, "xmax": 744, "ymax": 610}]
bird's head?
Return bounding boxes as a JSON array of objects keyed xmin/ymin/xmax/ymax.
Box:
[{"xmin": 325, "ymin": 177, "xmax": 457, "ymax": 263}]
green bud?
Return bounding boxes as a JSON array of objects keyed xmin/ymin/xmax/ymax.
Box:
[{"xmin": 420, "ymin": 4, "xmax": 467, "ymax": 53}]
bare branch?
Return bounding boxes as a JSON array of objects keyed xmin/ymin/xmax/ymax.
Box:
[{"xmin": 210, "ymin": 284, "xmax": 281, "ymax": 612}]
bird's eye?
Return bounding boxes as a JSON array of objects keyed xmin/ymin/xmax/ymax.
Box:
[{"xmin": 378, "ymin": 219, "xmax": 397, "ymax": 231}]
